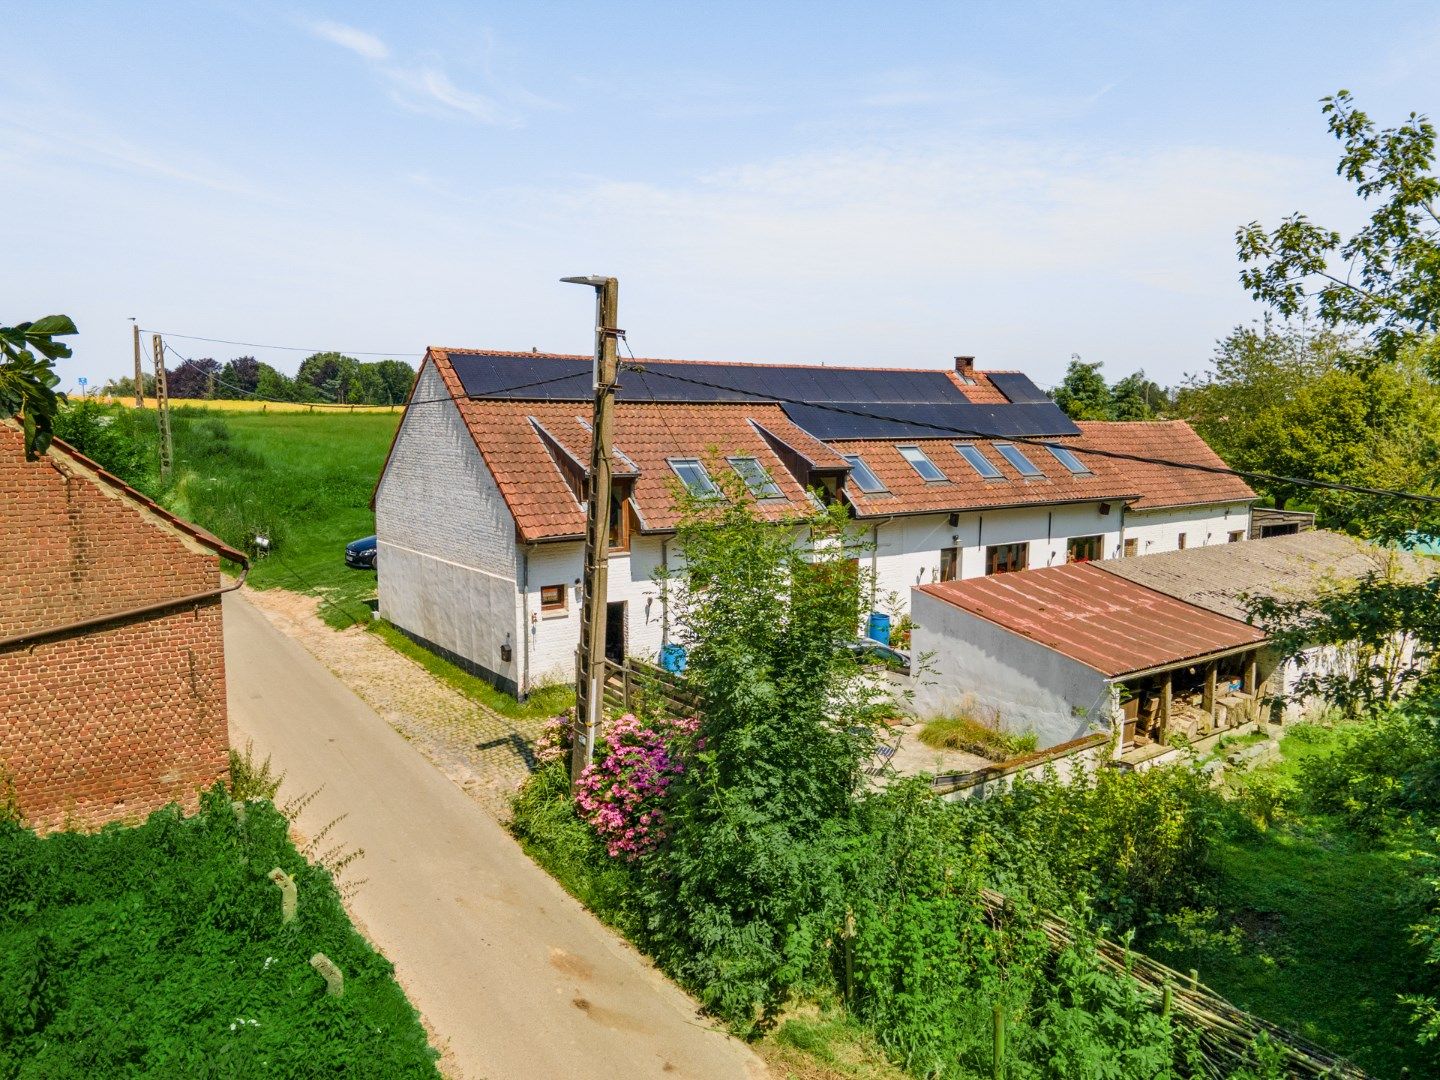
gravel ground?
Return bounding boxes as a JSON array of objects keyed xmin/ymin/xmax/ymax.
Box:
[{"xmin": 241, "ymin": 587, "xmax": 547, "ymax": 820}]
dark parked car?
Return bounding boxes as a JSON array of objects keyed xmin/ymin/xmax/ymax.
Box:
[
  {"xmin": 848, "ymin": 636, "xmax": 911, "ymax": 674},
  {"xmin": 345, "ymin": 534, "xmax": 377, "ymax": 569}
]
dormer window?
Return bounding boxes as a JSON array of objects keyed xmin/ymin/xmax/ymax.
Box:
[
  {"xmin": 841, "ymin": 454, "xmax": 887, "ymax": 494},
  {"xmin": 669, "ymin": 458, "xmax": 720, "ymax": 498}
]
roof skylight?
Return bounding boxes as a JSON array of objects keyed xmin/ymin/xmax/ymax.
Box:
[
  {"xmin": 841, "ymin": 454, "xmax": 887, "ymax": 494},
  {"xmin": 669, "ymin": 458, "xmax": 721, "ymax": 498},
  {"xmin": 728, "ymin": 456, "xmax": 784, "ymax": 499},
  {"xmin": 954, "ymin": 444, "xmax": 1003, "ymax": 480},
  {"xmin": 994, "ymin": 443, "xmax": 1044, "ymax": 478},
  {"xmin": 1046, "ymin": 444, "xmax": 1093, "ymax": 476},
  {"xmin": 898, "ymin": 445, "xmax": 947, "ymax": 482}
]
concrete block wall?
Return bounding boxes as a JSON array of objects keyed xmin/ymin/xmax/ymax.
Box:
[
  {"xmin": 0, "ymin": 424, "xmax": 228, "ymax": 832},
  {"xmin": 376, "ymin": 362, "xmax": 524, "ymax": 693}
]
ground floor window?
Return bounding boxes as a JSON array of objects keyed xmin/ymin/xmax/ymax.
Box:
[
  {"xmin": 1123, "ymin": 537, "xmax": 1138, "ymax": 557},
  {"xmin": 1229, "ymin": 529, "xmax": 1245, "ymax": 543},
  {"xmin": 1066, "ymin": 534, "xmax": 1103, "ymax": 563},
  {"xmin": 985, "ymin": 542, "xmax": 1028, "ymax": 575},
  {"xmin": 1178, "ymin": 533, "xmax": 1189, "ymax": 550},
  {"xmin": 540, "ymin": 584, "xmax": 567, "ymax": 612}
]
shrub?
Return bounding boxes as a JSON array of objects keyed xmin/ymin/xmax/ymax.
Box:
[
  {"xmin": 229, "ymin": 739, "xmax": 284, "ymax": 802},
  {"xmin": 574, "ymin": 713, "xmax": 699, "ymax": 860},
  {"xmin": 52, "ymin": 398, "xmax": 152, "ymax": 481},
  {"xmin": 0, "ymin": 789, "xmax": 438, "ymax": 1076},
  {"xmin": 1297, "ymin": 701, "xmax": 1440, "ymax": 836}
]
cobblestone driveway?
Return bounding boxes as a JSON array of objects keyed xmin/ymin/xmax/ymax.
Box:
[{"xmin": 241, "ymin": 588, "xmax": 549, "ymax": 819}]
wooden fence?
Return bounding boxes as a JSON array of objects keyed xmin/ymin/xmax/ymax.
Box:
[
  {"xmin": 602, "ymin": 657, "xmax": 699, "ymax": 718},
  {"xmin": 978, "ymin": 889, "xmax": 1371, "ymax": 1079}
]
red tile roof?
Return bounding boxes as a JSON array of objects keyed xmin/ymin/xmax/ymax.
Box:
[
  {"xmin": 415, "ymin": 351, "xmax": 1255, "ymax": 543},
  {"xmin": 918, "ymin": 564, "xmax": 1266, "ymax": 677}
]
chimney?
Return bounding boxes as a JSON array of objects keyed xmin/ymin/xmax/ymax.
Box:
[{"xmin": 954, "ymin": 355, "xmax": 976, "ymax": 383}]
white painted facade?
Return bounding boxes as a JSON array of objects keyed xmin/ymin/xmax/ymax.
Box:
[
  {"xmin": 908, "ymin": 588, "xmax": 1120, "ymax": 749},
  {"xmin": 375, "ymin": 368, "xmax": 1254, "ymax": 699}
]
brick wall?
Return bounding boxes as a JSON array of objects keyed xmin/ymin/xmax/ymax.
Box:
[{"xmin": 0, "ymin": 424, "xmax": 229, "ymax": 832}]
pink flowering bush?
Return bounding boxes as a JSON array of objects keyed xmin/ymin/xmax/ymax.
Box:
[
  {"xmin": 574, "ymin": 713, "xmax": 700, "ymax": 861},
  {"xmin": 535, "ymin": 712, "xmax": 572, "ymax": 765}
]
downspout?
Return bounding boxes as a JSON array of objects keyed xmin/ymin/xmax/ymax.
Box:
[
  {"xmin": 0, "ymin": 560, "xmax": 250, "ymax": 652},
  {"xmin": 660, "ymin": 536, "xmax": 670, "ymax": 648},
  {"xmin": 520, "ymin": 544, "xmax": 532, "ymax": 700}
]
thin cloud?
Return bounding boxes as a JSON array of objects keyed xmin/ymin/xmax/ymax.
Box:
[
  {"xmin": 385, "ymin": 67, "xmax": 520, "ymax": 127},
  {"xmin": 308, "ymin": 20, "xmax": 389, "ymax": 61},
  {"xmin": 305, "ymin": 17, "xmax": 532, "ymax": 126}
]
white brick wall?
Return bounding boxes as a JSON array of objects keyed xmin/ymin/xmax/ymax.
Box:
[{"xmin": 376, "ymin": 361, "xmax": 524, "ymax": 692}]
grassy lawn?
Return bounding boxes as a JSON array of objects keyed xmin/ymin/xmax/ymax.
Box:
[
  {"xmin": 0, "ymin": 791, "xmax": 438, "ymax": 1077},
  {"xmin": 369, "ymin": 620, "xmax": 573, "ymax": 719},
  {"xmin": 165, "ymin": 406, "xmax": 398, "ymax": 629},
  {"xmin": 1148, "ymin": 725, "xmax": 1434, "ymax": 1079}
]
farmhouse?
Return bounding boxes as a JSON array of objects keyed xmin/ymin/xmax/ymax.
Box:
[
  {"xmin": 910, "ymin": 530, "xmax": 1429, "ymax": 756},
  {"xmin": 0, "ymin": 419, "xmax": 246, "ymax": 832},
  {"xmin": 374, "ymin": 348, "xmax": 1253, "ymax": 698}
]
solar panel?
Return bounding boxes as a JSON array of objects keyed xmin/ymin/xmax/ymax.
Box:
[
  {"xmin": 987, "ymin": 372, "xmax": 1052, "ymax": 404},
  {"xmin": 447, "ymin": 352, "xmax": 972, "ymax": 405},
  {"xmin": 779, "ymin": 401, "xmax": 1081, "ymax": 440}
]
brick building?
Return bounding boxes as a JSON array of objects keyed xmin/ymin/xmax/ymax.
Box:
[{"xmin": 0, "ymin": 419, "xmax": 247, "ymax": 832}]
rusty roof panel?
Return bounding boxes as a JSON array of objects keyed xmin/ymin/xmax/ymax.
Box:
[{"xmin": 918, "ymin": 563, "xmax": 1265, "ymax": 678}]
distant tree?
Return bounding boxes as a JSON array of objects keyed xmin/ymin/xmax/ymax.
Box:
[
  {"xmin": 254, "ymin": 362, "xmax": 301, "ymax": 401},
  {"xmin": 1238, "ymin": 91, "xmax": 1440, "ymax": 370},
  {"xmin": 1177, "ymin": 321, "xmax": 1440, "ymax": 535},
  {"xmin": 372, "ymin": 359, "xmax": 415, "ymax": 404},
  {"xmin": 1, "ymin": 314, "xmax": 75, "ymax": 457},
  {"xmin": 1109, "ymin": 371, "xmax": 1168, "ymax": 420},
  {"xmin": 165, "ymin": 356, "xmax": 221, "ymax": 399},
  {"xmin": 218, "ymin": 355, "xmax": 260, "ymax": 396},
  {"xmin": 102, "ymin": 372, "xmax": 156, "ymax": 398},
  {"xmin": 1052, "ymin": 357, "xmax": 1112, "ymax": 420}
]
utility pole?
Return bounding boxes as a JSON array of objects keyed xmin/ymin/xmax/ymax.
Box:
[
  {"xmin": 151, "ymin": 333, "xmax": 173, "ymax": 479},
  {"xmin": 562, "ymin": 274, "xmax": 620, "ymax": 789},
  {"xmin": 130, "ymin": 320, "xmax": 144, "ymax": 406}
]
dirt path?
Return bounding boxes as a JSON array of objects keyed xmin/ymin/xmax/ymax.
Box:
[{"xmin": 241, "ymin": 586, "xmax": 544, "ymax": 819}]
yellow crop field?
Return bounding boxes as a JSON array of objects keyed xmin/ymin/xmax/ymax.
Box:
[{"xmin": 93, "ymin": 395, "xmax": 402, "ymax": 414}]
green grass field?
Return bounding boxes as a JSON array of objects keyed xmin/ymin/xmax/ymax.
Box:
[
  {"xmin": 1149, "ymin": 725, "xmax": 1433, "ymax": 1078},
  {"xmin": 164, "ymin": 405, "xmax": 398, "ymax": 628}
]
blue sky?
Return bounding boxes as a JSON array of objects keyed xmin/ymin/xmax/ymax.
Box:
[{"xmin": 7, "ymin": 1, "xmax": 1440, "ymax": 391}]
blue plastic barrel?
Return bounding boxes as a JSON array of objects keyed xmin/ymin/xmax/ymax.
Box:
[
  {"xmin": 866, "ymin": 612, "xmax": 891, "ymax": 645},
  {"xmin": 661, "ymin": 643, "xmax": 688, "ymax": 673}
]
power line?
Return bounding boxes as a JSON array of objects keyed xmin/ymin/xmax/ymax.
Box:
[
  {"xmin": 142, "ymin": 328, "xmax": 421, "ymax": 357},
  {"xmin": 621, "ymin": 362, "xmax": 1440, "ymax": 508},
  {"xmin": 161, "ymin": 340, "xmax": 584, "ymax": 411}
]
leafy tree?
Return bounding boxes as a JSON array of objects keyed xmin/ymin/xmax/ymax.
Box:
[
  {"xmin": 372, "ymin": 359, "xmax": 416, "ymax": 404},
  {"xmin": 254, "ymin": 362, "xmax": 301, "ymax": 402},
  {"xmin": 1053, "ymin": 356, "xmax": 1112, "ymax": 419},
  {"xmin": 102, "ymin": 372, "xmax": 156, "ymax": 398},
  {"xmin": 643, "ymin": 472, "xmax": 880, "ymax": 1025},
  {"xmin": 165, "ymin": 356, "xmax": 220, "ymax": 398},
  {"xmin": 1238, "ymin": 90, "xmax": 1440, "ymax": 369},
  {"xmin": 217, "ymin": 355, "xmax": 260, "ymax": 396},
  {"xmin": 1250, "ymin": 552, "xmax": 1439, "ymax": 718},
  {"xmin": 1, "ymin": 314, "xmax": 75, "ymax": 457},
  {"xmin": 1110, "ymin": 370, "xmax": 1168, "ymax": 420},
  {"xmin": 1177, "ymin": 321, "xmax": 1440, "ymax": 535}
]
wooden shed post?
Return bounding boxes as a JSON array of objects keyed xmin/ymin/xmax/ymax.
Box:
[
  {"xmin": 1203, "ymin": 663, "xmax": 1217, "ymax": 721},
  {"xmin": 1158, "ymin": 672, "xmax": 1172, "ymax": 745}
]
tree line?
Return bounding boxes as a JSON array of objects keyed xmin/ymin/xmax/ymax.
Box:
[{"xmin": 103, "ymin": 351, "xmax": 414, "ymax": 406}]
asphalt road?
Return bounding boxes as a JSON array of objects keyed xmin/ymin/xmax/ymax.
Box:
[{"xmin": 223, "ymin": 592, "xmax": 765, "ymax": 1080}]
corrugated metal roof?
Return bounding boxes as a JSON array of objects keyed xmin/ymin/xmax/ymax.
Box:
[
  {"xmin": 1096, "ymin": 531, "xmax": 1429, "ymax": 623},
  {"xmin": 918, "ymin": 563, "xmax": 1265, "ymax": 678}
]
